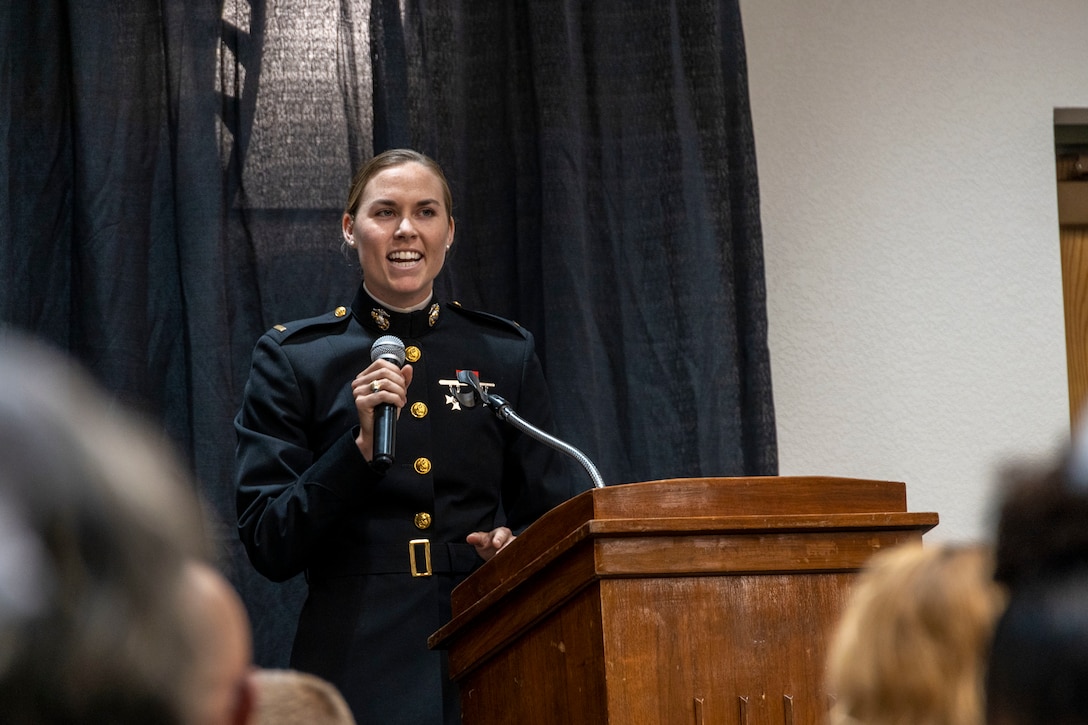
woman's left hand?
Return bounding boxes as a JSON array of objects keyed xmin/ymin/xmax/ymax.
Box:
[{"xmin": 466, "ymin": 526, "xmax": 516, "ymax": 562}]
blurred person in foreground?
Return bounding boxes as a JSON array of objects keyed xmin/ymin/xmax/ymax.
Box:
[
  {"xmin": 985, "ymin": 432, "xmax": 1088, "ymax": 725},
  {"xmin": 0, "ymin": 332, "xmax": 254, "ymax": 724},
  {"xmin": 824, "ymin": 541, "xmax": 1005, "ymax": 725},
  {"xmin": 180, "ymin": 560, "xmax": 257, "ymax": 725}
]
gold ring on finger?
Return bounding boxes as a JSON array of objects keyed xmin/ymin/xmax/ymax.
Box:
[{"xmin": 370, "ymin": 380, "xmax": 383, "ymax": 393}]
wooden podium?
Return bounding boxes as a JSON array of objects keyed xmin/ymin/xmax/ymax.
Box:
[{"xmin": 430, "ymin": 476, "xmax": 938, "ymax": 725}]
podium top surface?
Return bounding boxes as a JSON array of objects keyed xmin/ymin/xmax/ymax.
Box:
[{"xmin": 553, "ymin": 475, "xmax": 911, "ymax": 519}]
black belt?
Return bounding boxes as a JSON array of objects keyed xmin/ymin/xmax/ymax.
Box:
[{"xmin": 307, "ymin": 540, "xmax": 480, "ymax": 579}]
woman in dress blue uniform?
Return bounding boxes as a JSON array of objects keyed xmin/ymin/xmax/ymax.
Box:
[{"xmin": 234, "ymin": 149, "xmax": 585, "ymax": 725}]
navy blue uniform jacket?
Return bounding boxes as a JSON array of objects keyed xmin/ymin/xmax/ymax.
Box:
[{"xmin": 235, "ymin": 285, "xmax": 586, "ymax": 724}]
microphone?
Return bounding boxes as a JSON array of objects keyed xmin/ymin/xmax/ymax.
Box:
[
  {"xmin": 370, "ymin": 335, "xmax": 406, "ymax": 471},
  {"xmin": 454, "ymin": 369, "xmax": 605, "ymax": 489}
]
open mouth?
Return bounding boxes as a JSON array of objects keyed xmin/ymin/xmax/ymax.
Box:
[{"xmin": 388, "ymin": 250, "xmax": 422, "ymax": 266}]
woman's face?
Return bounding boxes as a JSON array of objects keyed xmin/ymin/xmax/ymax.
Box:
[{"xmin": 342, "ymin": 161, "xmax": 455, "ymax": 309}]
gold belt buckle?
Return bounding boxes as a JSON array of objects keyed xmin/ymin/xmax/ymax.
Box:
[{"xmin": 409, "ymin": 539, "xmax": 432, "ymax": 577}]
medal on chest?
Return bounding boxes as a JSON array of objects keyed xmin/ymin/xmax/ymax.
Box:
[{"xmin": 439, "ymin": 371, "xmax": 495, "ymax": 411}]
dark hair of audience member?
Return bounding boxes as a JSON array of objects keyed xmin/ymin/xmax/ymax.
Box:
[
  {"xmin": 0, "ymin": 334, "xmax": 212, "ymax": 723},
  {"xmin": 991, "ymin": 454, "xmax": 1088, "ymax": 588},
  {"xmin": 985, "ymin": 438, "xmax": 1088, "ymax": 724}
]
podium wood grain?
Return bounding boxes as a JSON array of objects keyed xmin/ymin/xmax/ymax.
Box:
[{"xmin": 430, "ymin": 476, "xmax": 938, "ymax": 725}]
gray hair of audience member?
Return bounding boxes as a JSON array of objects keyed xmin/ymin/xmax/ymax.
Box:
[
  {"xmin": 252, "ymin": 669, "xmax": 357, "ymax": 725},
  {"xmin": 0, "ymin": 334, "xmax": 211, "ymax": 723}
]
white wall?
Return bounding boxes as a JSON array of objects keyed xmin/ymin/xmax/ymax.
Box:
[{"xmin": 739, "ymin": 1, "xmax": 1088, "ymax": 542}]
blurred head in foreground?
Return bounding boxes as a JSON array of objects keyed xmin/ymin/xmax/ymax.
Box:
[
  {"xmin": 825, "ymin": 542, "xmax": 1005, "ymax": 725},
  {"xmin": 0, "ymin": 332, "xmax": 227, "ymax": 723},
  {"xmin": 985, "ymin": 428, "xmax": 1088, "ymax": 725}
]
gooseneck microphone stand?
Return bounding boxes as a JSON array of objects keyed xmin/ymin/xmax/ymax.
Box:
[{"xmin": 456, "ymin": 370, "xmax": 606, "ymax": 489}]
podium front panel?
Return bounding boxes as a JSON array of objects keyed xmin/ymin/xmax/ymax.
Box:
[{"xmin": 432, "ymin": 478, "xmax": 939, "ymax": 725}]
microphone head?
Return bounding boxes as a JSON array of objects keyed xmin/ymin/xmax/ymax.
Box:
[{"xmin": 370, "ymin": 335, "xmax": 406, "ymax": 366}]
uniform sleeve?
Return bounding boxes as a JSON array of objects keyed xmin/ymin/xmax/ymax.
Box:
[
  {"xmin": 235, "ymin": 334, "xmax": 380, "ymax": 582},
  {"xmin": 500, "ymin": 332, "xmax": 593, "ymax": 532}
]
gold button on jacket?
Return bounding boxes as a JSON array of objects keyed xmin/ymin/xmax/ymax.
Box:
[{"xmin": 414, "ymin": 512, "xmax": 432, "ymax": 530}]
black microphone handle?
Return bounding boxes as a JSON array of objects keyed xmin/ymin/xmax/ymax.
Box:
[
  {"xmin": 369, "ymin": 334, "xmax": 406, "ymax": 472},
  {"xmin": 371, "ymin": 402, "xmax": 396, "ymax": 472}
]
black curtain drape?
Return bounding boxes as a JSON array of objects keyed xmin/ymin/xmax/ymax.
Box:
[{"xmin": 2, "ymin": 0, "xmax": 776, "ymax": 667}]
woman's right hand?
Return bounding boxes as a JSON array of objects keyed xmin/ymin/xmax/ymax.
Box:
[{"xmin": 352, "ymin": 359, "xmax": 414, "ymax": 461}]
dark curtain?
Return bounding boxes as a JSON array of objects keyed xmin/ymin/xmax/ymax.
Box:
[{"xmin": 2, "ymin": 0, "xmax": 776, "ymax": 667}]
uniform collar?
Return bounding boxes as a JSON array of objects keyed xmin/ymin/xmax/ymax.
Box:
[{"xmin": 352, "ymin": 284, "xmax": 442, "ymax": 339}]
